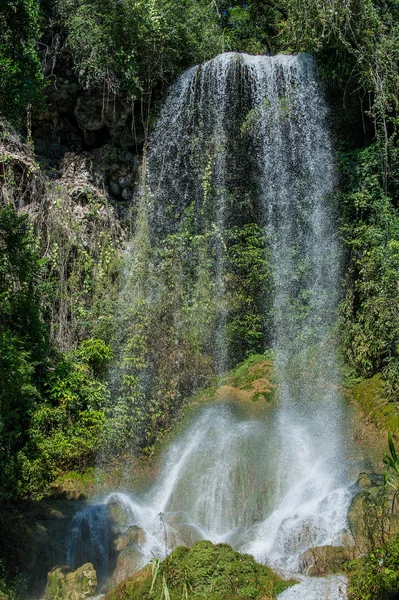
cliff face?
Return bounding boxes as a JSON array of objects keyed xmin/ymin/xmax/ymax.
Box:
[{"xmin": 0, "ymin": 116, "xmax": 128, "ymax": 353}]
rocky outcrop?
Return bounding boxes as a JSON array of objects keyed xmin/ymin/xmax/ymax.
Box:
[
  {"xmin": 101, "ymin": 545, "xmax": 145, "ymax": 594},
  {"xmin": 299, "ymin": 545, "xmax": 349, "ymax": 576},
  {"xmin": 193, "ymin": 355, "xmax": 277, "ymax": 415},
  {"xmin": 45, "ymin": 563, "xmax": 97, "ymax": 600},
  {"xmin": 103, "ymin": 541, "xmax": 296, "ymax": 600},
  {"xmin": 347, "ymin": 472, "xmax": 399, "ymax": 555},
  {"xmin": 113, "ymin": 525, "xmax": 146, "ymax": 553},
  {"xmin": 58, "ymin": 145, "xmax": 138, "ymax": 209}
]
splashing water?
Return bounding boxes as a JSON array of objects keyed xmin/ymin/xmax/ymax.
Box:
[{"xmin": 69, "ymin": 53, "xmax": 356, "ymax": 599}]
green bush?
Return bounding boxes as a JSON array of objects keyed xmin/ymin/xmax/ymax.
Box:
[
  {"xmin": 18, "ymin": 339, "xmax": 112, "ymax": 495},
  {"xmin": 348, "ymin": 538, "xmax": 399, "ymax": 600},
  {"xmin": 56, "ymin": 0, "xmax": 223, "ymax": 98},
  {"xmin": 339, "ymin": 143, "xmax": 399, "ymax": 394},
  {"xmin": 106, "ymin": 541, "xmax": 295, "ymax": 600},
  {"xmin": 0, "ymin": 206, "xmax": 46, "ymax": 498}
]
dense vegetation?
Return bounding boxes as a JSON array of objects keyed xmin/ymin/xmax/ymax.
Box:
[
  {"xmin": 104, "ymin": 541, "xmax": 295, "ymax": 600},
  {"xmin": 2, "ymin": 0, "xmax": 399, "ymax": 597}
]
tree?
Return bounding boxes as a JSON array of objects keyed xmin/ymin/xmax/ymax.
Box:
[{"xmin": 0, "ymin": 0, "xmax": 45, "ymax": 125}]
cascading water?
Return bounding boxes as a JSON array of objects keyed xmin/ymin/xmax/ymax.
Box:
[{"xmin": 68, "ymin": 53, "xmax": 356, "ymax": 599}]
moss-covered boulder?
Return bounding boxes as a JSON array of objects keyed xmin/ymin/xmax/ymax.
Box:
[
  {"xmin": 104, "ymin": 540, "xmax": 296, "ymax": 600},
  {"xmin": 48, "ymin": 471, "xmax": 97, "ymax": 501},
  {"xmin": 192, "ymin": 354, "xmax": 277, "ymax": 415},
  {"xmin": 348, "ymin": 472, "xmax": 399, "ymax": 555},
  {"xmin": 107, "ymin": 498, "xmax": 133, "ymax": 532},
  {"xmin": 45, "ymin": 563, "xmax": 97, "ymax": 600},
  {"xmin": 352, "ymin": 374, "xmax": 399, "ymax": 434},
  {"xmin": 299, "ymin": 545, "xmax": 349, "ymax": 576}
]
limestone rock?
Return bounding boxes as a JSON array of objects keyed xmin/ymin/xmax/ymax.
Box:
[
  {"xmin": 74, "ymin": 95, "xmax": 105, "ymax": 131},
  {"xmin": 107, "ymin": 500, "xmax": 132, "ymax": 530},
  {"xmin": 109, "ymin": 181, "xmax": 121, "ymax": 197},
  {"xmin": 101, "ymin": 546, "xmax": 145, "ymax": 594},
  {"xmin": 45, "ymin": 563, "xmax": 97, "ymax": 600},
  {"xmin": 119, "ymin": 175, "xmax": 132, "ymax": 189},
  {"xmin": 113, "ymin": 525, "xmax": 146, "ymax": 552},
  {"xmin": 299, "ymin": 545, "xmax": 349, "ymax": 576},
  {"xmin": 163, "ymin": 513, "xmax": 202, "ymax": 547}
]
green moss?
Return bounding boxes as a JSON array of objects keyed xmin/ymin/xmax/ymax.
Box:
[
  {"xmin": 352, "ymin": 374, "xmax": 399, "ymax": 435},
  {"xmin": 181, "ymin": 353, "xmax": 278, "ymax": 423},
  {"xmin": 48, "ymin": 470, "xmax": 97, "ymax": 500},
  {"xmin": 105, "ymin": 541, "xmax": 296, "ymax": 600},
  {"xmin": 250, "ymin": 391, "xmax": 274, "ymax": 403},
  {"xmin": 221, "ymin": 353, "xmax": 274, "ymax": 389}
]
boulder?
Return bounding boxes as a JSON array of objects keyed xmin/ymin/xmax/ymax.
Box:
[
  {"xmin": 45, "ymin": 563, "xmax": 97, "ymax": 600},
  {"xmin": 112, "ymin": 525, "xmax": 146, "ymax": 552},
  {"xmin": 163, "ymin": 512, "xmax": 202, "ymax": 548},
  {"xmin": 107, "ymin": 500, "xmax": 132, "ymax": 530},
  {"xmin": 299, "ymin": 545, "xmax": 349, "ymax": 576},
  {"xmin": 101, "ymin": 546, "xmax": 145, "ymax": 594},
  {"xmin": 109, "ymin": 181, "xmax": 121, "ymax": 197}
]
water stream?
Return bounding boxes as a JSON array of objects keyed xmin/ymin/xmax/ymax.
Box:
[{"xmin": 67, "ymin": 53, "xmax": 356, "ymax": 599}]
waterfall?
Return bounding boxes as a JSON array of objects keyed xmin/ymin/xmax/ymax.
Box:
[{"xmin": 68, "ymin": 53, "xmax": 355, "ymax": 598}]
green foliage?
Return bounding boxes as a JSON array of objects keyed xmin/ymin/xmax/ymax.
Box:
[
  {"xmin": 109, "ymin": 195, "xmax": 273, "ymax": 454},
  {"xmin": 0, "ymin": 561, "xmax": 19, "ymax": 600},
  {"xmin": 76, "ymin": 338, "xmax": 114, "ymax": 375},
  {"xmin": 0, "ymin": 206, "xmax": 46, "ymax": 497},
  {"xmin": 385, "ymin": 433, "xmax": 399, "ymax": 480},
  {"xmin": 279, "ymin": 0, "xmax": 399, "ymax": 141},
  {"xmin": 19, "ymin": 339, "xmax": 111, "ymax": 495},
  {"xmin": 0, "ymin": 0, "xmax": 45, "ymax": 125},
  {"xmin": 0, "ymin": 203, "xmax": 116, "ymax": 499},
  {"xmin": 339, "ymin": 143, "xmax": 399, "ymax": 394},
  {"xmin": 0, "ymin": 205, "xmax": 47, "ymax": 352},
  {"xmin": 348, "ymin": 537, "xmax": 399, "ymax": 600},
  {"xmin": 384, "ymin": 434, "xmax": 399, "ymax": 510},
  {"xmin": 226, "ymin": 224, "xmax": 271, "ymax": 361},
  {"xmin": 220, "ymin": 1, "xmax": 283, "ymax": 54},
  {"xmin": 34, "ymin": 189, "xmax": 123, "ymax": 350},
  {"xmin": 106, "ymin": 541, "xmax": 295, "ymax": 600},
  {"xmin": 109, "ymin": 217, "xmax": 221, "ymax": 454},
  {"xmin": 56, "ymin": 0, "xmax": 223, "ymax": 99}
]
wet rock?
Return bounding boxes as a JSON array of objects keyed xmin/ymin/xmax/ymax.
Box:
[
  {"xmin": 107, "ymin": 500, "xmax": 132, "ymax": 530},
  {"xmin": 173, "ymin": 523, "xmax": 202, "ymax": 547},
  {"xmin": 113, "ymin": 525, "xmax": 146, "ymax": 552},
  {"xmin": 357, "ymin": 472, "xmax": 384, "ymax": 494},
  {"xmin": 45, "ymin": 563, "xmax": 97, "ymax": 600},
  {"xmin": 101, "ymin": 546, "xmax": 145, "ymax": 593},
  {"xmin": 163, "ymin": 513, "xmax": 202, "ymax": 547},
  {"xmin": 299, "ymin": 545, "xmax": 349, "ymax": 576}
]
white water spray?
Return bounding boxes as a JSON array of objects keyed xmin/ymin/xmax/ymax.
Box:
[{"xmin": 68, "ymin": 53, "xmax": 355, "ymax": 599}]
